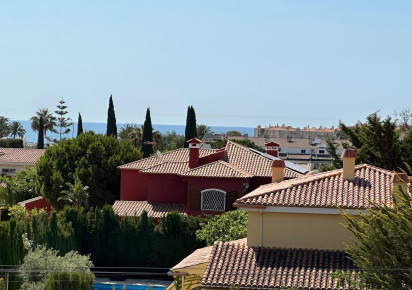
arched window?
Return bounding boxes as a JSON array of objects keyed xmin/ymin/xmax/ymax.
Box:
[{"xmin": 201, "ymin": 189, "xmax": 226, "ymax": 211}]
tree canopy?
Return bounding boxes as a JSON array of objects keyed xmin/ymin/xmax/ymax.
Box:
[
  {"xmin": 77, "ymin": 113, "xmax": 83, "ymax": 136},
  {"xmin": 55, "ymin": 99, "xmax": 72, "ymax": 141},
  {"xmin": 0, "ymin": 116, "xmax": 11, "ymax": 138},
  {"xmin": 333, "ymin": 177, "xmax": 412, "ymax": 289},
  {"xmin": 141, "ymin": 108, "xmax": 154, "ymax": 158},
  {"xmin": 196, "ymin": 124, "xmax": 211, "ymax": 140},
  {"xmin": 327, "ymin": 112, "xmax": 410, "ymax": 171},
  {"xmin": 106, "ymin": 95, "xmax": 117, "ymax": 138},
  {"xmin": 196, "ymin": 209, "xmax": 247, "ymax": 246},
  {"xmin": 31, "ymin": 108, "xmax": 57, "ymax": 138},
  {"xmin": 36, "ymin": 132, "xmax": 141, "ymax": 209},
  {"xmin": 0, "ymin": 168, "xmax": 39, "ymax": 206},
  {"xmin": 184, "ymin": 106, "xmax": 197, "ymax": 148}
]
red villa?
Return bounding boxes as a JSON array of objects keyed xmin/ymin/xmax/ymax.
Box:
[{"xmin": 113, "ymin": 139, "xmax": 308, "ymax": 218}]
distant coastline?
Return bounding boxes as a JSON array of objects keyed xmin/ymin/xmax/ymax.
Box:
[{"xmin": 16, "ymin": 120, "xmax": 255, "ymax": 143}]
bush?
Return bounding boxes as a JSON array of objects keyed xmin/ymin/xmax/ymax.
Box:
[
  {"xmin": 196, "ymin": 209, "xmax": 247, "ymax": 245},
  {"xmin": 43, "ymin": 271, "xmax": 93, "ymax": 290},
  {"xmin": 18, "ymin": 246, "xmax": 93, "ymax": 289},
  {"xmin": 0, "ymin": 139, "xmax": 23, "ymax": 148}
]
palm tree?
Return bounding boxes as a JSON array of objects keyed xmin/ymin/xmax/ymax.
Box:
[
  {"xmin": 10, "ymin": 121, "xmax": 26, "ymax": 138},
  {"xmin": 0, "ymin": 116, "xmax": 11, "ymax": 138},
  {"xmin": 30, "ymin": 108, "xmax": 57, "ymax": 137},
  {"xmin": 119, "ymin": 124, "xmax": 143, "ymax": 148},
  {"xmin": 58, "ymin": 177, "xmax": 89, "ymax": 209}
]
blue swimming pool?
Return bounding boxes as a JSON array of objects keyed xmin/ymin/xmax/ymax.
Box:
[{"xmin": 92, "ymin": 284, "xmax": 166, "ymax": 290}]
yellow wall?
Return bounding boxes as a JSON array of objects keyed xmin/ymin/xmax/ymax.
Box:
[
  {"xmin": 0, "ymin": 164, "xmax": 33, "ymax": 176},
  {"xmin": 169, "ymin": 262, "xmax": 208, "ymax": 290},
  {"xmin": 247, "ymin": 211, "xmax": 356, "ymax": 250}
]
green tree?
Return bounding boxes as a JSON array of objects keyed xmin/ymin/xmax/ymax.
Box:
[
  {"xmin": 184, "ymin": 106, "xmax": 197, "ymax": 148},
  {"xmin": 158, "ymin": 131, "xmax": 185, "ymax": 152},
  {"xmin": 0, "ymin": 168, "xmax": 39, "ymax": 205},
  {"xmin": 58, "ymin": 177, "xmax": 89, "ymax": 210},
  {"xmin": 30, "ymin": 108, "xmax": 57, "ymax": 138},
  {"xmin": 0, "ymin": 116, "xmax": 11, "ymax": 138},
  {"xmin": 333, "ymin": 178, "xmax": 412, "ymax": 289},
  {"xmin": 210, "ymin": 139, "xmax": 224, "ymax": 149},
  {"xmin": 106, "ymin": 95, "xmax": 117, "ymax": 138},
  {"xmin": 231, "ymin": 139, "xmax": 265, "ymax": 152},
  {"xmin": 141, "ymin": 108, "xmax": 154, "ymax": 158},
  {"xmin": 226, "ymin": 130, "xmax": 242, "ymax": 137},
  {"xmin": 18, "ymin": 246, "xmax": 94, "ymax": 290},
  {"xmin": 10, "ymin": 121, "xmax": 26, "ymax": 139},
  {"xmin": 36, "ymin": 132, "xmax": 141, "ymax": 209},
  {"xmin": 328, "ymin": 112, "xmax": 403, "ymax": 171},
  {"xmin": 55, "ymin": 99, "xmax": 72, "ymax": 141},
  {"xmin": 119, "ymin": 123, "xmax": 142, "ymax": 148},
  {"xmin": 196, "ymin": 124, "xmax": 211, "ymax": 140},
  {"xmin": 37, "ymin": 116, "xmax": 44, "ymax": 149},
  {"xmin": 77, "ymin": 113, "xmax": 83, "ymax": 137},
  {"xmin": 196, "ymin": 209, "xmax": 247, "ymax": 246}
]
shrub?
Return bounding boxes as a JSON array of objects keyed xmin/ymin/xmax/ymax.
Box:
[
  {"xmin": 43, "ymin": 272, "xmax": 93, "ymax": 290},
  {"xmin": 0, "ymin": 139, "xmax": 23, "ymax": 148}
]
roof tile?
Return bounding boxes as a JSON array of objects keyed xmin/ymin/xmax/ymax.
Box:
[
  {"xmin": 0, "ymin": 148, "xmax": 45, "ymax": 164},
  {"xmin": 201, "ymin": 240, "xmax": 356, "ymax": 289},
  {"xmin": 235, "ymin": 164, "xmax": 395, "ymax": 209},
  {"xmin": 112, "ymin": 200, "xmax": 187, "ymax": 218}
]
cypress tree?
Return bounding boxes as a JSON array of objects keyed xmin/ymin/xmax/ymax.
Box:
[
  {"xmin": 37, "ymin": 116, "xmax": 44, "ymax": 149},
  {"xmin": 77, "ymin": 113, "xmax": 83, "ymax": 137},
  {"xmin": 184, "ymin": 106, "xmax": 197, "ymax": 148},
  {"xmin": 106, "ymin": 95, "xmax": 117, "ymax": 138},
  {"xmin": 141, "ymin": 108, "xmax": 153, "ymax": 158}
]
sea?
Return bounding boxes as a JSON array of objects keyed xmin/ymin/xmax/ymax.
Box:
[{"xmin": 16, "ymin": 120, "xmax": 255, "ymax": 144}]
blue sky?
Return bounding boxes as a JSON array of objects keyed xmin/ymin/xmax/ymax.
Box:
[{"xmin": 1, "ymin": 1, "xmax": 411, "ymax": 128}]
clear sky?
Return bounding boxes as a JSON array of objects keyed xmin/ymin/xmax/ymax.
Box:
[{"xmin": 1, "ymin": 1, "xmax": 411, "ymax": 128}]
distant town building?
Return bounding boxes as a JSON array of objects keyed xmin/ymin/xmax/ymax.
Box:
[
  {"xmin": 255, "ymin": 124, "xmax": 338, "ymax": 139},
  {"xmin": 227, "ymin": 136, "xmax": 348, "ymax": 170}
]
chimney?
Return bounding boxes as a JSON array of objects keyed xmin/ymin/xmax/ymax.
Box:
[
  {"xmin": 271, "ymin": 159, "xmax": 285, "ymax": 183},
  {"xmin": 391, "ymin": 173, "xmax": 408, "ymax": 204},
  {"xmin": 265, "ymin": 142, "xmax": 280, "ymax": 158},
  {"xmin": 187, "ymin": 138, "xmax": 202, "ymax": 168},
  {"xmin": 341, "ymin": 149, "xmax": 357, "ymax": 180}
]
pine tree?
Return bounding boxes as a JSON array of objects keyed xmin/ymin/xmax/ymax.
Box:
[
  {"xmin": 106, "ymin": 95, "xmax": 117, "ymax": 138},
  {"xmin": 141, "ymin": 108, "xmax": 153, "ymax": 158},
  {"xmin": 37, "ymin": 116, "xmax": 44, "ymax": 149},
  {"xmin": 55, "ymin": 99, "xmax": 72, "ymax": 141},
  {"xmin": 77, "ymin": 113, "xmax": 83, "ymax": 137},
  {"xmin": 184, "ymin": 106, "xmax": 197, "ymax": 148}
]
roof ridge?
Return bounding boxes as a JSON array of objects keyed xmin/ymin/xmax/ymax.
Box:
[{"xmin": 237, "ymin": 163, "xmax": 394, "ymax": 203}]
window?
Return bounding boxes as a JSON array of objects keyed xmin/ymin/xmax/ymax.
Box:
[
  {"xmin": 201, "ymin": 189, "xmax": 226, "ymax": 211},
  {"xmin": 1, "ymin": 168, "xmax": 16, "ymax": 176},
  {"xmin": 301, "ymin": 149, "xmax": 306, "ymax": 154},
  {"xmin": 319, "ymin": 150, "xmax": 325, "ymax": 154}
]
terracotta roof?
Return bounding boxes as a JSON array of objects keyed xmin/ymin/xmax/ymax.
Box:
[
  {"xmin": 235, "ymin": 164, "xmax": 395, "ymax": 209},
  {"xmin": 118, "ymin": 148, "xmax": 216, "ymax": 170},
  {"xmin": 187, "ymin": 137, "xmax": 202, "ymax": 144},
  {"xmin": 140, "ymin": 162, "xmax": 189, "ymax": 175},
  {"xmin": 225, "ymin": 142, "xmax": 303, "ymax": 178},
  {"xmin": 202, "ymin": 240, "xmax": 356, "ymax": 289},
  {"xmin": 0, "ymin": 148, "xmax": 45, "ymax": 164},
  {"xmin": 171, "ymin": 238, "xmax": 247, "ymax": 272},
  {"xmin": 119, "ymin": 141, "xmax": 305, "ymax": 179},
  {"xmin": 171, "ymin": 245, "xmax": 213, "ymax": 271},
  {"xmin": 181, "ymin": 160, "xmax": 253, "ymax": 179},
  {"xmin": 112, "ymin": 200, "xmax": 187, "ymax": 218}
]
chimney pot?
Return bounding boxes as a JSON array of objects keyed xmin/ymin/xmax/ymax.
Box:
[
  {"xmin": 188, "ymin": 138, "xmax": 202, "ymax": 168},
  {"xmin": 341, "ymin": 149, "xmax": 357, "ymax": 180},
  {"xmin": 271, "ymin": 159, "xmax": 285, "ymax": 183}
]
